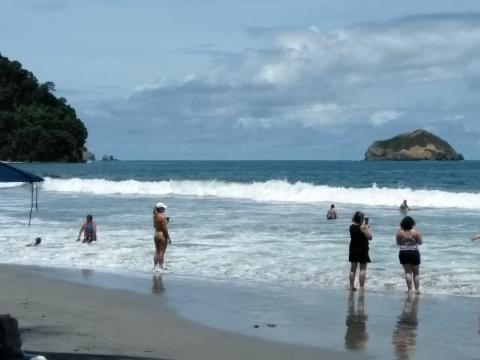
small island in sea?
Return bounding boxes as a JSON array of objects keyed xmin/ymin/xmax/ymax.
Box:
[{"xmin": 364, "ymin": 129, "xmax": 464, "ymax": 161}]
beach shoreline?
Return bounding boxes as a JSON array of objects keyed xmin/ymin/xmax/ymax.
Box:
[
  {"xmin": 1, "ymin": 264, "xmax": 479, "ymax": 359},
  {"xmin": 0, "ymin": 264, "xmax": 349, "ymax": 360}
]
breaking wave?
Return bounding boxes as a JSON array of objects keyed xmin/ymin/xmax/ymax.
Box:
[{"xmin": 41, "ymin": 177, "xmax": 480, "ymax": 209}]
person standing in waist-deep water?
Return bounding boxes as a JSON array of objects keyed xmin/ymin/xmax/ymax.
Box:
[
  {"xmin": 327, "ymin": 204, "xmax": 338, "ymax": 220},
  {"xmin": 396, "ymin": 216, "xmax": 422, "ymax": 294},
  {"xmin": 400, "ymin": 199, "xmax": 411, "ymax": 214},
  {"xmin": 153, "ymin": 202, "xmax": 171, "ymax": 272},
  {"xmin": 77, "ymin": 215, "xmax": 97, "ymax": 243},
  {"xmin": 348, "ymin": 211, "xmax": 372, "ymax": 291}
]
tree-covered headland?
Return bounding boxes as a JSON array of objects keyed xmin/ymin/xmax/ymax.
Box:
[{"xmin": 0, "ymin": 53, "xmax": 91, "ymax": 162}]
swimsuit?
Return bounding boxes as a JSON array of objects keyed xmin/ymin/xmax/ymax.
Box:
[
  {"xmin": 154, "ymin": 230, "xmax": 167, "ymax": 245},
  {"xmin": 84, "ymin": 222, "xmax": 95, "ymax": 242},
  {"xmin": 398, "ymin": 233, "xmax": 421, "ymax": 265}
]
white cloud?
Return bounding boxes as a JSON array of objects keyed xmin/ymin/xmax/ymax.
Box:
[
  {"xmin": 235, "ymin": 116, "xmax": 272, "ymax": 129},
  {"xmin": 286, "ymin": 103, "xmax": 344, "ymax": 128},
  {"xmin": 444, "ymin": 114, "xmax": 465, "ymax": 121},
  {"xmin": 369, "ymin": 110, "xmax": 405, "ymax": 126},
  {"xmin": 89, "ymin": 13, "xmax": 480, "ymax": 158}
]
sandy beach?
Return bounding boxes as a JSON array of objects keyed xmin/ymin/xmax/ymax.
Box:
[
  {"xmin": 0, "ymin": 264, "xmax": 350, "ymax": 360},
  {"xmin": 1, "ymin": 264, "xmax": 479, "ymax": 359}
]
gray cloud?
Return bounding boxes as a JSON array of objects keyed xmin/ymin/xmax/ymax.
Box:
[{"xmin": 85, "ymin": 12, "xmax": 480, "ymax": 159}]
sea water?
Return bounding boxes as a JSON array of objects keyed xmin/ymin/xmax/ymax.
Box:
[{"xmin": 1, "ymin": 161, "xmax": 480, "ymax": 297}]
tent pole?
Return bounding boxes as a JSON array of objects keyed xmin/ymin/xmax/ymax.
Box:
[
  {"xmin": 35, "ymin": 183, "xmax": 39, "ymax": 211},
  {"xmin": 29, "ymin": 183, "xmax": 34, "ymax": 227}
]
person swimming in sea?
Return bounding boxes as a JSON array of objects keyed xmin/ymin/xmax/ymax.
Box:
[
  {"xmin": 77, "ymin": 214, "xmax": 97, "ymax": 243},
  {"xmin": 26, "ymin": 237, "xmax": 41, "ymax": 247}
]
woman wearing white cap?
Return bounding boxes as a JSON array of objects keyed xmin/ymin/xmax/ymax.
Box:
[{"xmin": 153, "ymin": 202, "xmax": 170, "ymax": 271}]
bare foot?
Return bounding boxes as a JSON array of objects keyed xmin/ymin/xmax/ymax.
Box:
[
  {"xmin": 349, "ymin": 287, "xmax": 357, "ymax": 292},
  {"xmin": 415, "ymin": 290, "xmax": 421, "ymax": 294},
  {"xmin": 359, "ymin": 287, "xmax": 365, "ymax": 292},
  {"xmin": 406, "ymin": 289, "xmax": 412, "ymax": 293}
]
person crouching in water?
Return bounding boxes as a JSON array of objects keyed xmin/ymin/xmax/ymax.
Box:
[
  {"xmin": 327, "ymin": 204, "xmax": 337, "ymax": 220},
  {"xmin": 153, "ymin": 202, "xmax": 171, "ymax": 272},
  {"xmin": 77, "ymin": 214, "xmax": 97, "ymax": 243}
]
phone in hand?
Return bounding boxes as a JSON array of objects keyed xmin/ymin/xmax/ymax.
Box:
[{"xmin": 364, "ymin": 217, "xmax": 369, "ymax": 225}]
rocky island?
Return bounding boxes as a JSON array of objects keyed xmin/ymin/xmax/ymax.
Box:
[{"xmin": 364, "ymin": 129, "xmax": 464, "ymax": 161}]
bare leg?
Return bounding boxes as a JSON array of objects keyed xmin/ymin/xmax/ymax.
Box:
[
  {"xmin": 402, "ymin": 264, "xmax": 413, "ymax": 292},
  {"xmin": 359, "ymin": 263, "xmax": 367, "ymax": 290},
  {"xmin": 158, "ymin": 241, "xmax": 168, "ymax": 269},
  {"xmin": 349, "ymin": 262, "xmax": 358, "ymax": 291},
  {"xmin": 158, "ymin": 249, "xmax": 165, "ymax": 268},
  {"xmin": 412, "ymin": 265, "xmax": 420, "ymax": 293},
  {"xmin": 153, "ymin": 238, "xmax": 160, "ymax": 269}
]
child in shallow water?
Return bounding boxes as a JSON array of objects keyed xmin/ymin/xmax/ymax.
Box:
[{"xmin": 77, "ymin": 215, "xmax": 97, "ymax": 243}]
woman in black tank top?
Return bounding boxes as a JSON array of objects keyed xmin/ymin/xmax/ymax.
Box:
[{"xmin": 348, "ymin": 211, "xmax": 372, "ymax": 291}]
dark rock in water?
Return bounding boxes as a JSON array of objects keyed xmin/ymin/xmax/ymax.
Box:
[
  {"xmin": 81, "ymin": 148, "xmax": 95, "ymax": 162},
  {"xmin": 364, "ymin": 129, "xmax": 464, "ymax": 161},
  {"xmin": 102, "ymin": 155, "xmax": 118, "ymax": 161}
]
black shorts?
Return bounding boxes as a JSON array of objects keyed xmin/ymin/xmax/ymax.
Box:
[
  {"xmin": 349, "ymin": 249, "xmax": 371, "ymax": 264},
  {"xmin": 399, "ymin": 250, "xmax": 420, "ymax": 266}
]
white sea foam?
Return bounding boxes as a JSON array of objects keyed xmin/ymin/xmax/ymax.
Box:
[
  {"xmin": 2, "ymin": 174, "xmax": 480, "ymax": 297},
  {"xmin": 41, "ymin": 178, "xmax": 480, "ymax": 209}
]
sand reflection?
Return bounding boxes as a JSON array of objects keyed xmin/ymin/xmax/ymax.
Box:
[
  {"xmin": 152, "ymin": 274, "xmax": 164, "ymax": 294},
  {"xmin": 392, "ymin": 293, "xmax": 419, "ymax": 360},
  {"xmin": 344, "ymin": 291, "xmax": 369, "ymax": 350}
]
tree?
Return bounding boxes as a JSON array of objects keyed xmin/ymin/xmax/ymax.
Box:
[{"xmin": 0, "ymin": 53, "xmax": 90, "ymax": 162}]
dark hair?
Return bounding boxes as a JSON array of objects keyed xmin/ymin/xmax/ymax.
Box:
[
  {"xmin": 330, "ymin": 204, "xmax": 335, "ymax": 209},
  {"xmin": 352, "ymin": 211, "xmax": 364, "ymax": 224},
  {"xmin": 86, "ymin": 215, "xmax": 93, "ymax": 221},
  {"xmin": 400, "ymin": 216, "xmax": 415, "ymax": 230}
]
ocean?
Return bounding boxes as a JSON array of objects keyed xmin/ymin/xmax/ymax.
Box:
[{"xmin": 1, "ymin": 160, "xmax": 480, "ymax": 297}]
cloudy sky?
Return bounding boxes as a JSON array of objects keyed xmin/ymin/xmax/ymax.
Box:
[{"xmin": 2, "ymin": 0, "xmax": 480, "ymax": 160}]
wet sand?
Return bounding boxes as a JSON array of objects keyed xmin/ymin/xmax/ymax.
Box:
[
  {"xmin": 1, "ymin": 264, "xmax": 479, "ymax": 359},
  {"xmin": 0, "ymin": 264, "xmax": 349, "ymax": 360}
]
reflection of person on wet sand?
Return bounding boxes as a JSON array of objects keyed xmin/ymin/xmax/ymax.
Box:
[
  {"xmin": 478, "ymin": 306, "xmax": 480, "ymax": 335},
  {"xmin": 392, "ymin": 293, "xmax": 419, "ymax": 360},
  {"xmin": 152, "ymin": 274, "xmax": 164, "ymax": 294},
  {"xmin": 345, "ymin": 291, "xmax": 368, "ymax": 351}
]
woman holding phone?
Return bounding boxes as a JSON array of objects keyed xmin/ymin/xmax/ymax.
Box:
[{"xmin": 348, "ymin": 211, "xmax": 372, "ymax": 291}]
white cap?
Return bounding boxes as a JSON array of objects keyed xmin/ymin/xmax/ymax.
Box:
[{"xmin": 155, "ymin": 202, "xmax": 167, "ymax": 209}]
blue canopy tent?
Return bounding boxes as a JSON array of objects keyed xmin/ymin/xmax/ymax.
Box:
[{"xmin": 0, "ymin": 162, "xmax": 44, "ymax": 226}]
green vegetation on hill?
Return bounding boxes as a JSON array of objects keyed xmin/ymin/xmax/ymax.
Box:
[
  {"xmin": 374, "ymin": 129, "xmax": 451, "ymax": 152},
  {"xmin": 365, "ymin": 129, "xmax": 463, "ymax": 161},
  {"xmin": 0, "ymin": 53, "xmax": 88, "ymax": 162}
]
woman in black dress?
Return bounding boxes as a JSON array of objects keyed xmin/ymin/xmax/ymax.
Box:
[{"xmin": 348, "ymin": 211, "xmax": 372, "ymax": 291}]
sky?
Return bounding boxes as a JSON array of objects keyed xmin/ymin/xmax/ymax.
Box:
[{"xmin": 2, "ymin": 0, "xmax": 480, "ymax": 160}]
